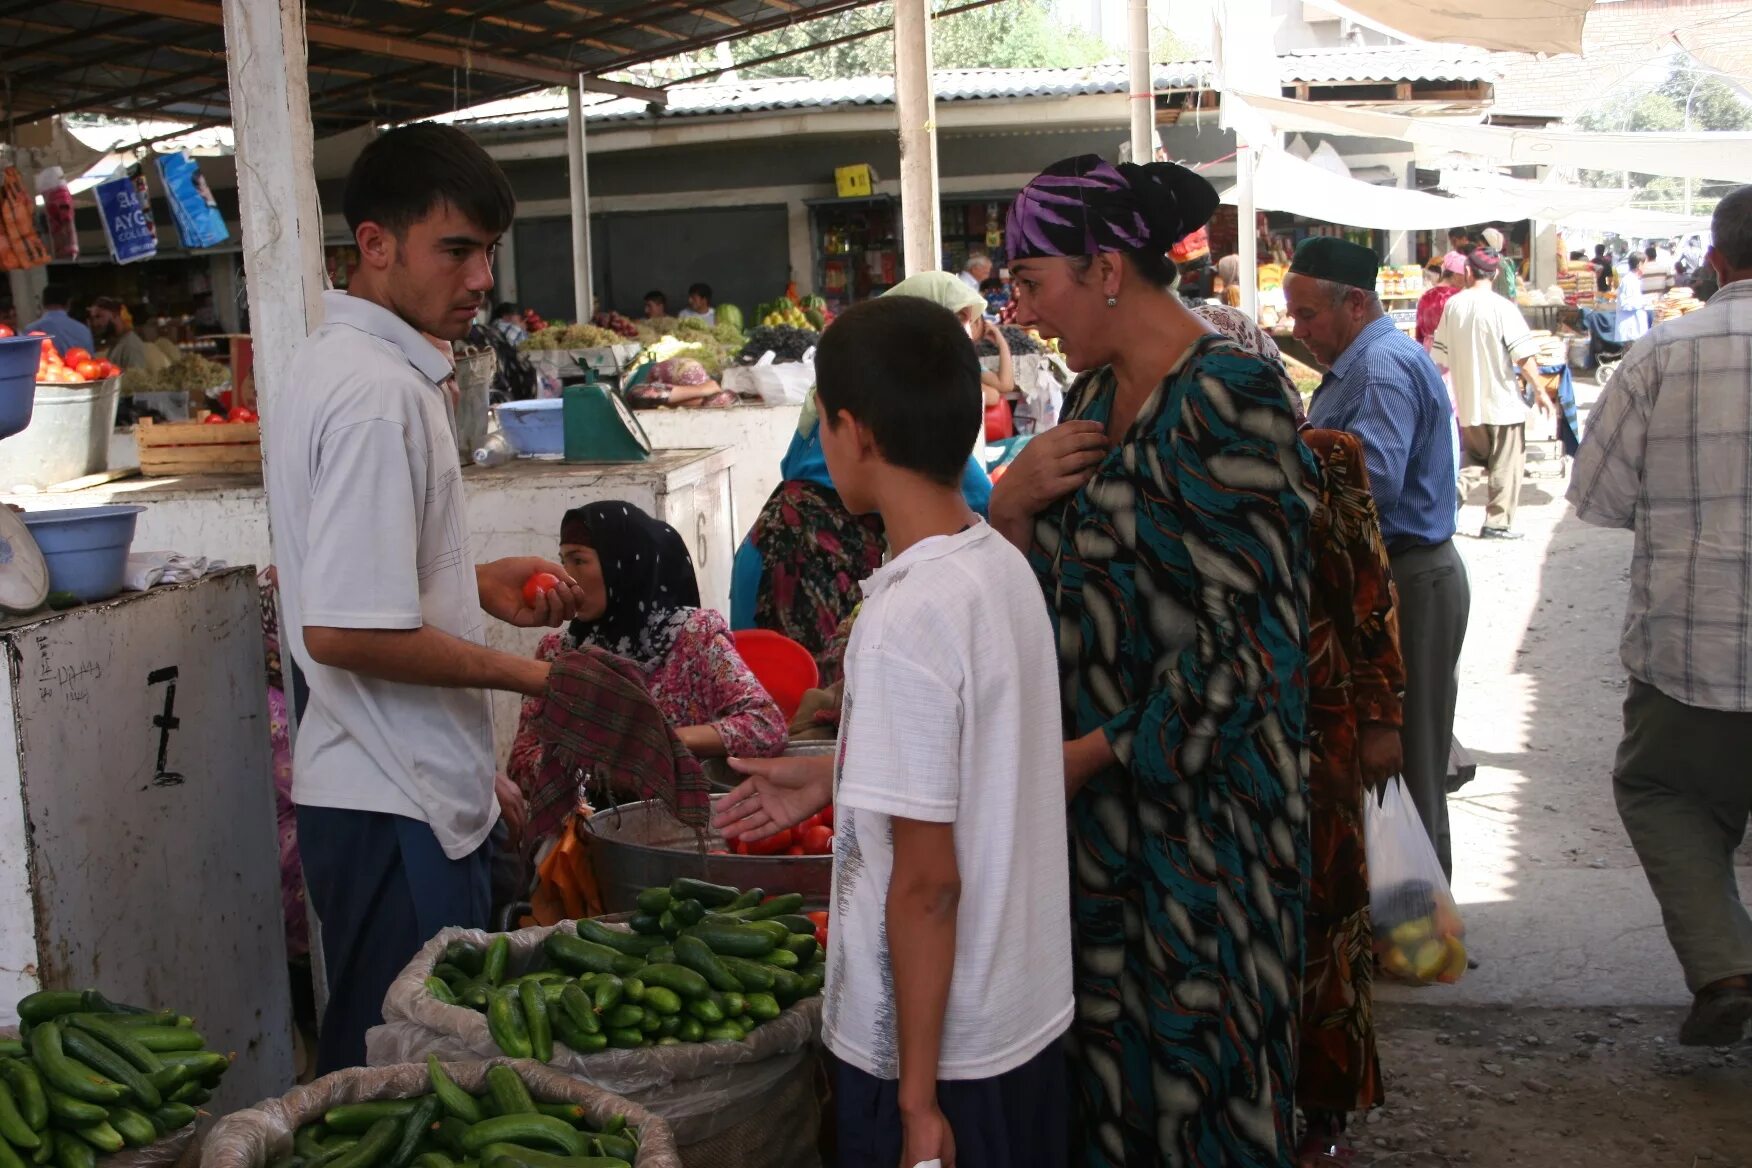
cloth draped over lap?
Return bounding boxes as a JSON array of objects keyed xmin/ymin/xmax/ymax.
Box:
[
  {"xmin": 365, "ymin": 922, "xmax": 822, "ymax": 1148},
  {"xmin": 201, "ymin": 1058, "xmax": 681, "ymax": 1168},
  {"xmin": 533, "ymin": 646, "xmax": 709, "ymax": 831},
  {"xmin": 0, "ymin": 1029, "xmax": 196, "ymax": 1168}
]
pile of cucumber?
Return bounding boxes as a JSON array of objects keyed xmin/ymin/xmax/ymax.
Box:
[
  {"xmin": 273, "ymin": 1059, "xmax": 640, "ymax": 1168},
  {"xmin": 0, "ymin": 989, "xmax": 231, "ymax": 1168},
  {"xmin": 425, "ymin": 879, "xmax": 824, "ymax": 1060}
]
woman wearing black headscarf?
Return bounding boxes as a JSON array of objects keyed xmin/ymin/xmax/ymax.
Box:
[
  {"xmin": 506, "ymin": 502, "xmax": 786, "ymax": 846},
  {"xmin": 991, "ymin": 155, "xmax": 1320, "ymax": 1167}
]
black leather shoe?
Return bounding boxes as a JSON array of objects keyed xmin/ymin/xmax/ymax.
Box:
[{"xmin": 1478, "ymin": 526, "xmax": 1524, "ymax": 540}]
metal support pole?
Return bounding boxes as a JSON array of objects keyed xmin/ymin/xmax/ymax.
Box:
[
  {"xmin": 894, "ymin": 0, "xmax": 940, "ymax": 276},
  {"xmin": 567, "ymin": 81, "xmax": 594, "ymax": 321},
  {"xmin": 1237, "ymin": 142, "xmax": 1258, "ymax": 317},
  {"xmin": 1127, "ymin": 0, "xmax": 1153, "ymax": 166}
]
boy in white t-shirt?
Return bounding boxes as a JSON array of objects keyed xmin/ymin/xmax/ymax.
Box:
[{"xmin": 715, "ymin": 295, "xmax": 1072, "ymax": 1168}]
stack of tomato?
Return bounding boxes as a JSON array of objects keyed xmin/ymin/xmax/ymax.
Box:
[
  {"xmin": 1, "ymin": 326, "xmax": 121, "ymax": 384},
  {"xmin": 201, "ymin": 405, "xmax": 256, "ymax": 425},
  {"xmin": 723, "ymin": 804, "xmax": 834, "ymax": 857}
]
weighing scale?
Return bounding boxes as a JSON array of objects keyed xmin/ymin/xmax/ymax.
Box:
[{"xmin": 561, "ymin": 381, "xmax": 652, "ymax": 463}]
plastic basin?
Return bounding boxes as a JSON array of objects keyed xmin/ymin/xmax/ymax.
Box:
[
  {"xmin": 495, "ymin": 399, "xmax": 562, "ymax": 456},
  {"xmin": 0, "ymin": 335, "xmax": 42, "ymax": 441},
  {"xmin": 731, "ymin": 628, "xmax": 820, "ymax": 721},
  {"xmin": 20, "ymin": 505, "xmax": 146, "ymax": 603}
]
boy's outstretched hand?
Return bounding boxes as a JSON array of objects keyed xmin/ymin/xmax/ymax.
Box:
[{"xmin": 713, "ymin": 753, "xmax": 834, "ymax": 841}]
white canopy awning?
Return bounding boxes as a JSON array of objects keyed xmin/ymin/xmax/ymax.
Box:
[
  {"xmin": 1225, "ymin": 91, "xmax": 1752, "ymax": 185},
  {"xmin": 1218, "ymin": 149, "xmax": 1649, "ymax": 231},
  {"xmin": 1302, "ymin": 0, "xmax": 1597, "ymax": 55}
]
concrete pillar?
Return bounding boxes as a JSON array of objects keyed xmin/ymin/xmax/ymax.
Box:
[
  {"xmin": 220, "ymin": 0, "xmax": 325, "ymax": 419},
  {"xmin": 1236, "ymin": 143, "xmax": 1258, "ymax": 316},
  {"xmin": 8, "ymin": 267, "xmax": 47, "ymax": 324},
  {"xmin": 894, "ymin": 0, "xmax": 941, "ymax": 275},
  {"xmin": 1128, "ymin": 0, "xmax": 1154, "ymax": 167},
  {"xmin": 567, "ymin": 82, "xmax": 594, "ymax": 321}
]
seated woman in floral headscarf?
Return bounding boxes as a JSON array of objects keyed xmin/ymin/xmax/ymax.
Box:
[{"xmin": 507, "ymin": 501, "xmax": 786, "ymax": 849}]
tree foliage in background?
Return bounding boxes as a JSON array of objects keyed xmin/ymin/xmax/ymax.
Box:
[
  {"xmin": 1575, "ymin": 57, "xmax": 1752, "ymax": 210},
  {"xmin": 713, "ymin": 0, "xmax": 1118, "ymax": 78}
]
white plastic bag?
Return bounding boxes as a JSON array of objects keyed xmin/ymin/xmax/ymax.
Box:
[
  {"xmin": 723, "ymin": 351, "xmax": 815, "ymax": 405},
  {"xmin": 1365, "ymin": 775, "xmax": 1467, "ymax": 985}
]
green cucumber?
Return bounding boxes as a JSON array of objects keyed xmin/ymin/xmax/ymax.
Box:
[
  {"xmin": 481, "ymin": 1147, "xmax": 631, "ymax": 1168},
  {"xmin": 619, "ymin": 978, "xmax": 644, "ymax": 1005},
  {"xmin": 656, "ymin": 1015, "xmax": 681, "ymax": 1039},
  {"xmin": 123, "ymin": 1027, "xmax": 205, "ymax": 1053},
  {"xmin": 716, "ymin": 956, "xmax": 776, "ymax": 993},
  {"xmin": 322, "ymin": 1101, "xmax": 421, "ymax": 1134},
  {"xmin": 641, "ymin": 987, "xmax": 682, "ymax": 1016},
  {"xmin": 443, "ymin": 941, "xmax": 486, "ymax": 977},
  {"xmin": 51, "ymin": 1132, "xmax": 95, "ymax": 1168},
  {"xmin": 603, "ymin": 1005, "xmax": 643, "ymax": 1031},
  {"xmin": 745, "ymin": 992, "xmax": 782, "ymax": 1021},
  {"xmin": 157, "ymin": 1051, "xmax": 230, "ymax": 1079},
  {"xmin": 572, "ymin": 921, "xmax": 663, "ymax": 957},
  {"xmin": 530, "ymin": 1102, "xmax": 586, "ymax": 1126},
  {"xmin": 0, "ymin": 1059, "xmax": 48, "ymax": 1130},
  {"xmin": 672, "ymin": 936, "xmax": 742, "ymax": 993},
  {"xmin": 425, "ymin": 1057, "xmax": 482, "ymax": 1124},
  {"xmin": 782, "ymin": 934, "xmax": 820, "ymax": 963},
  {"xmin": 107, "ymin": 1106, "xmax": 157, "ymax": 1147},
  {"xmin": 737, "ymin": 892, "xmax": 804, "ymax": 921},
  {"xmin": 25, "ymin": 1024, "xmax": 123, "ymax": 1104},
  {"xmin": 677, "ymin": 1017, "xmax": 704, "ymax": 1043},
  {"xmin": 644, "ymin": 946, "xmax": 675, "ymax": 966},
  {"xmin": 42, "ymin": 1085, "xmax": 106, "ymax": 1126},
  {"xmin": 412, "ymin": 1156, "xmax": 457, "ymax": 1168},
  {"xmin": 634, "ymin": 963, "xmax": 710, "ymax": 999},
  {"xmin": 589, "ymin": 977, "xmax": 623, "ymax": 1015},
  {"xmin": 556, "ymin": 987, "xmax": 599, "ymax": 1036},
  {"xmin": 542, "ymin": 936, "xmax": 642, "ymax": 978},
  {"xmin": 726, "ymin": 887, "xmax": 763, "ymax": 910},
  {"xmin": 550, "ymin": 1014, "xmax": 607, "ymax": 1054},
  {"xmin": 634, "ymin": 887, "xmax": 672, "ymax": 915},
  {"xmin": 0, "ymin": 1079, "xmax": 41, "ymax": 1147},
  {"xmin": 656, "ymin": 911, "xmax": 678, "ymax": 939},
  {"xmin": 386, "ymin": 1096, "xmax": 442, "ymax": 1168},
  {"xmin": 593, "ymin": 1132, "xmax": 638, "ymax": 1163},
  {"xmin": 151, "ymin": 1102, "xmax": 199, "ymax": 1133},
  {"xmin": 518, "ymin": 981, "xmax": 554, "ymax": 1063},
  {"xmin": 58, "ymin": 1027, "xmax": 160, "ymax": 1108},
  {"xmin": 625, "ymin": 914, "xmax": 663, "ymax": 936},
  {"xmin": 70, "ymin": 1122, "xmax": 124, "ymax": 1155},
  {"xmin": 486, "ymin": 1066, "xmax": 536, "ymax": 1117},
  {"xmin": 67, "ymin": 1014, "xmax": 162, "ymax": 1074},
  {"xmin": 483, "ymin": 936, "xmax": 510, "ymax": 987},
  {"xmin": 425, "ymin": 978, "xmax": 458, "ymax": 1005},
  {"xmin": 324, "ymin": 1117, "xmax": 400, "ymax": 1168},
  {"xmin": 667, "ymin": 878, "xmax": 740, "ymax": 908},
  {"xmin": 0, "ymin": 1043, "xmax": 21, "ymax": 1059},
  {"xmin": 460, "ymin": 1115, "xmax": 587, "ymax": 1158},
  {"xmin": 15, "ymin": 993, "xmax": 85, "ymax": 1027},
  {"xmin": 680, "ymin": 924, "xmax": 775, "ymax": 959},
  {"xmin": 759, "ymin": 947, "xmax": 800, "ymax": 969},
  {"xmin": 636, "ymin": 1011, "xmax": 661, "ymax": 1035},
  {"xmin": 485, "ymin": 989, "xmax": 533, "ymax": 1060},
  {"xmin": 669, "ymin": 899, "xmax": 706, "ymax": 928},
  {"xmin": 701, "ymin": 1025, "xmax": 744, "ymax": 1042},
  {"xmin": 604, "ymin": 1029, "xmax": 643, "ymax": 1050},
  {"xmin": 683, "ymin": 996, "xmax": 723, "ymax": 1025},
  {"xmin": 771, "ymin": 914, "xmax": 817, "ymax": 936},
  {"xmin": 430, "ymin": 1117, "xmax": 469, "ymax": 1156}
]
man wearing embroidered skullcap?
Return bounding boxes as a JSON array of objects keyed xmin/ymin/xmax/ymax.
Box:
[{"xmin": 1286, "ymin": 236, "xmax": 1470, "ymax": 881}]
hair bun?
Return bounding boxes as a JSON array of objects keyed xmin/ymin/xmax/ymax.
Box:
[{"xmin": 1118, "ymin": 162, "xmax": 1219, "ymax": 250}]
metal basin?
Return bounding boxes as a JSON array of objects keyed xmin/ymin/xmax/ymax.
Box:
[
  {"xmin": 582, "ymin": 794, "xmax": 831, "ymax": 913},
  {"xmin": 700, "ymin": 738, "xmax": 835, "ymax": 792}
]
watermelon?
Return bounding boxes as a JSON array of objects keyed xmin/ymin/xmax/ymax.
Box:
[{"xmin": 718, "ymin": 303, "xmax": 744, "ymax": 332}]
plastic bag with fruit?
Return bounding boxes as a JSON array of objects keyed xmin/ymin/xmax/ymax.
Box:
[{"xmin": 1365, "ymin": 775, "xmax": 1468, "ymax": 985}]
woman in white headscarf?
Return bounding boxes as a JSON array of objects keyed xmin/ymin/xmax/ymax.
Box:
[{"xmin": 727, "ymin": 273, "xmax": 1002, "ymax": 676}]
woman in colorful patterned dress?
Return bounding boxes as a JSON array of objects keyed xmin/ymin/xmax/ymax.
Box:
[
  {"xmin": 990, "ymin": 155, "xmax": 1320, "ymax": 1167},
  {"xmin": 507, "ymin": 501, "xmax": 786, "ymax": 847}
]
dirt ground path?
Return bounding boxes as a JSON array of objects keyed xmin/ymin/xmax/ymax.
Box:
[{"xmin": 1357, "ymin": 381, "xmax": 1752, "ymax": 1166}]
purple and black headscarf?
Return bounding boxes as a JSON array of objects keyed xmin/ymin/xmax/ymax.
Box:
[{"xmin": 1006, "ymin": 154, "xmax": 1219, "ymax": 261}]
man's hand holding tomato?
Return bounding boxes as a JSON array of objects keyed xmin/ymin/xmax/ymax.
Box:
[{"xmin": 476, "ymin": 557, "xmax": 587, "ymax": 628}]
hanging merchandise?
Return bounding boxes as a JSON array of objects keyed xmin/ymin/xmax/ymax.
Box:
[
  {"xmin": 35, "ymin": 167, "xmax": 77, "ymax": 260},
  {"xmin": 95, "ymin": 171, "xmax": 158, "ymax": 264},
  {"xmin": 0, "ymin": 168, "xmax": 51, "ymax": 271},
  {"xmin": 157, "ymin": 150, "xmax": 229, "ymax": 250}
]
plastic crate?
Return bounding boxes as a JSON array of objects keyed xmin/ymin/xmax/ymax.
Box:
[{"xmin": 495, "ymin": 398, "xmax": 563, "ymax": 456}]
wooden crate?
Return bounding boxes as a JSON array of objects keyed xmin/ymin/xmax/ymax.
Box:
[{"xmin": 135, "ymin": 416, "xmax": 261, "ymax": 476}]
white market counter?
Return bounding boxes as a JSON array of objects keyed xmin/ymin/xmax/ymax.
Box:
[
  {"xmin": 5, "ymin": 449, "xmax": 737, "ymax": 762},
  {"xmin": 0, "ymin": 569, "xmax": 295, "ymax": 1114},
  {"xmin": 631, "ymin": 403, "xmax": 801, "ymax": 546}
]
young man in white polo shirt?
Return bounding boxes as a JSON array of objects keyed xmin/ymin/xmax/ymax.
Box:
[
  {"xmin": 267, "ymin": 124, "xmax": 585, "ymax": 1072},
  {"xmin": 715, "ymin": 296, "xmax": 1072, "ymax": 1168}
]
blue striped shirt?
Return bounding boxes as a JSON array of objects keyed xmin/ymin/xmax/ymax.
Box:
[{"xmin": 1306, "ymin": 315, "xmax": 1457, "ymax": 548}]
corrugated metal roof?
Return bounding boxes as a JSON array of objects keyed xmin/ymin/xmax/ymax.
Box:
[{"xmin": 445, "ymin": 43, "xmax": 1508, "ymax": 133}]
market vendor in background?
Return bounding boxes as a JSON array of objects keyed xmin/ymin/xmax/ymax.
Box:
[
  {"xmin": 266, "ymin": 122, "xmax": 585, "ymax": 1074},
  {"xmin": 25, "ymin": 284, "xmax": 93, "ymax": 353},
  {"xmin": 678, "ymin": 282, "xmax": 716, "ymax": 327},
  {"xmin": 729, "ymin": 270, "xmax": 997, "ymax": 674},
  {"xmin": 88, "ymin": 296, "xmax": 151, "ymax": 371},
  {"xmin": 642, "ymin": 290, "xmax": 668, "ymax": 319},
  {"xmin": 508, "ymin": 502, "xmax": 784, "ymax": 851},
  {"xmin": 958, "ymin": 251, "xmax": 994, "ymax": 293}
]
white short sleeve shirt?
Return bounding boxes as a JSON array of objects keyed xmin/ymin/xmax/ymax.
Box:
[
  {"xmin": 823, "ymin": 522, "xmax": 1073, "ymax": 1081},
  {"xmin": 1432, "ymin": 286, "xmax": 1543, "ymax": 428},
  {"xmin": 266, "ymin": 291, "xmax": 497, "ymax": 859}
]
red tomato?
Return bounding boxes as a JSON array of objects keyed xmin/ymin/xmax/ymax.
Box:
[
  {"xmin": 203, "ymin": 413, "xmax": 230, "ymax": 425},
  {"xmin": 814, "ymin": 927, "xmax": 828, "ymax": 948},
  {"xmin": 62, "ymin": 347, "xmax": 90, "ymax": 368},
  {"xmin": 26, "ymin": 330, "xmax": 45, "ymax": 337},
  {"xmin": 0, "ymin": 325, "xmax": 13, "ymax": 338},
  {"xmin": 73, "ymin": 360, "xmax": 102, "ymax": 381},
  {"xmin": 522, "ymin": 571, "xmax": 559, "ymax": 606},
  {"xmin": 817, "ymin": 804, "xmax": 834, "ymax": 829},
  {"xmin": 800, "ymin": 824, "xmax": 834, "ymax": 855},
  {"xmin": 227, "ymin": 406, "xmax": 257, "ymax": 423},
  {"xmin": 785, "ymin": 844, "xmax": 805, "ymax": 855},
  {"xmin": 732, "ymin": 838, "xmax": 749, "ymax": 856},
  {"xmin": 805, "ymin": 910, "xmax": 829, "ymax": 927},
  {"xmin": 99, "ymin": 361, "xmax": 119, "ymax": 378},
  {"xmin": 744, "ymin": 827, "xmax": 794, "ymax": 856}
]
